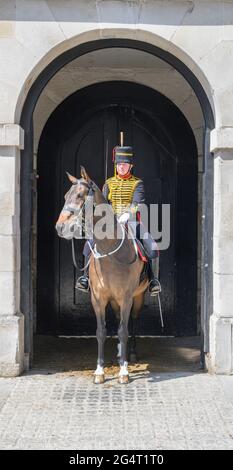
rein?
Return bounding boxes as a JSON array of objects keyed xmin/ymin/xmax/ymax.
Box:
[{"xmin": 70, "ymin": 179, "xmax": 138, "ymax": 268}]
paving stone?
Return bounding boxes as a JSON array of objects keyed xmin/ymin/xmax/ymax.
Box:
[{"xmin": 0, "ymin": 371, "xmax": 233, "ymax": 449}]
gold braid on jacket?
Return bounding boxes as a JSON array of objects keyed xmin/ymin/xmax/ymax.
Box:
[{"xmin": 103, "ymin": 174, "xmax": 144, "ymax": 216}]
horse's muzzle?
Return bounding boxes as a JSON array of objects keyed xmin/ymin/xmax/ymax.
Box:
[
  {"xmin": 55, "ymin": 221, "xmax": 65, "ymax": 237},
  {"xmin": 55, "ymin": 220, "xmax": 77, "ymax": 239}
]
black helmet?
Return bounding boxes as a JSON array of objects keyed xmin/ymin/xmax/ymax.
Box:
[{"xmin": 114, "ymin": 146, "xmax": 133, "ymax": 164}]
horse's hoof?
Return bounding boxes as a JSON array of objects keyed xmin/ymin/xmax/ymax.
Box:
[
  {"xmin": 118, "ymin": 374, "xmax": 129, "ymax": 385},
  {"xmin": 93, "ymin": 374, "xmax": 105, "ymax": 384}
]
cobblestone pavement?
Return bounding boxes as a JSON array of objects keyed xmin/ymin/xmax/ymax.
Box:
[{"xmin": 0, "ymin": 370, "xmax": 233, "ymax": 450}]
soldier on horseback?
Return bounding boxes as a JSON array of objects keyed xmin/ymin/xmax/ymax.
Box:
[{"xmin": 76, "ymin": 144, "xmax": 161, "ymax": 296}]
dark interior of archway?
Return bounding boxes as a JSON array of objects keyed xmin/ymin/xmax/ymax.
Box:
[{"xmin": 37, "ymin": 81, "xmax": 197, "ymax": 336}]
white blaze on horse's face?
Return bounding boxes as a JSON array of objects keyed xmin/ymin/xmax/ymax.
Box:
[{"xmin": 55, "ymin": 177, "xmax": 89, "ymax": 239}]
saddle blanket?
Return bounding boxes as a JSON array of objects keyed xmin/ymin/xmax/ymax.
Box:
[{"xmin": 135, "ymin": 239, "xmax": 148, "ymax": 263}]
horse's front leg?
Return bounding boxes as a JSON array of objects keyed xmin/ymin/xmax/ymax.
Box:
[
  {"xmin": 92, "ymin": 296, "xmax": 107, "ymax": 384},
  {"xmin": 128, "ymin": 314, "xmax": 138, "ymax": 363},
  {"xmin": 118, "ymin": 297, "xmax": 133, "ymax": 384}
]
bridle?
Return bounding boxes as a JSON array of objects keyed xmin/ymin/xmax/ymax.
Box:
[
  {"xmin": 63, "ymin": 180, "xmax": 95, "ymax": 215},
  {"xmin": 66, "ymin": 179, "xmax": 138, "ymax": 269}
]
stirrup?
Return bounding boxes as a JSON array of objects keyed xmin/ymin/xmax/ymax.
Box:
[
  {"xmin": 75, "ymin": 275, "xmax": 90, "ymax": 292},
  {"xmin": 149, "ymin": 278, "xmax": 161, "ymax": 296}
]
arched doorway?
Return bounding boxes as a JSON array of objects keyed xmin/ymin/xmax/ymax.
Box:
[
  {"xmin": 37, "ymin": 81, "xmax": 197, "ymax": 337},
  {"xmin": 20, "ymin": 38, "xmax": 214, "ymax": 366}
]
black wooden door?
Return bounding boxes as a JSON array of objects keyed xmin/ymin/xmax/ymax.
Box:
[
  {"xmin": 37, "ymin": 81, "xmax": 197, "ymax": 336},
  {"xmin": 57, "ymin": 105, "xmax": 175, "ymax": 334}
]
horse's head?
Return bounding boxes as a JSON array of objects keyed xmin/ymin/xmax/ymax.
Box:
[{"xmin": 55, "ymin": 166, "xmax": 93, "ymax": 239}]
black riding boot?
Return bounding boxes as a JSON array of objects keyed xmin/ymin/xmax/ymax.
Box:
[
  {"xmin": 148, "ymin": 257, "xmax": 161, "ymax": 296},
  {"xmin": 75, "ymin": 256, "xmax": 90, "ymax": 292}
]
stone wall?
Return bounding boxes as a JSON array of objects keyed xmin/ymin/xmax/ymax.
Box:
[{"xmin": 0, "ymin": 0, "xmax": 233, "ymax": 374}]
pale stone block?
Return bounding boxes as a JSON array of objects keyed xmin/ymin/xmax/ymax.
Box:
[
  {"xmin": 217, "ymin": 87, "xmax": 233, "ymax": 127},
  {"xmin": 213, "ymin": 153, "xmax": 233, "ymax": 239},
  {"xmin": 213, "ymin": 273, "xmax": 233, "ymax": 318},
  {"xmin": 139, "ymin": 0, "xmax": 194, "ymax": 42},
  {"xmin": 200, "ymin": 41, "xmax": 233, "ymax": 97},
  {"xmin": 134, "ymin": 27, "xmax": 171, "ymax": 53},
  {"xmin": 0, "ymin": 154, "xmax": 17, "ymax": 201},
  {"xmin": 0, "ymin": 215, "xmax": 16, "ymax": 235},
  {"xmin": 100, "ymin": 26, "xmax": 137, "ymax": 40},
  {"xmin": 56, "ymin": 21, "xmax": 100, "ymax": 42},
  {"xmin": 0, "ymin": 191, "xmax": 15, "ymax": 216},
  {"xmin": 97, "ymin": 0, "xmax": 138, "ymax": 26},
  {"xmin": 0, "ymin": 38, "xmax": 34, "ymax": 87},
  {"xmin": 0, "ymin": 313, "xmax": 24, "ymax": 377},
  {"xmin": 0, "ymin": 153, "xmax": 19, "ymax": 216},
  {"xmin": 44, "ymin": 0, "xmax": 100, "ymax": 39},
  {"xmin": 211, "ymin": 128, "xmax": 233, "ymax": 152},
  {"xmin": 0, "ymin": 124, "xmax": 24, "ymax": 149},
  {"xmin": 214, "ymin": 199, "xmax": 233, "ymax": 238},
  {"xmin": 16, "ymin": 8, "xmax": 66, "ymax": 59},
  {"xmin": 0, "ymin": 0, "xmax": 16, "ymax": 22},
  {"xmin": 0, "ymin": 271, "xmax": 17, "ymax": 315},
  {"xmin": 214, "ymin": 158, "xmax": 233, "ymax": 221},
  {"xmin": 47, "ymin": 0, "xmax": 99, "ymax": 25},
  {"xmin": 0, "ymin": 81, "xmax": 19, "ymax": 123},
  {"xmin": 0, "ymin": 235, "xmax": 17, "ymax": 272},
  {"xmin": 223, "ymin": 2, "xmax": 233, "ymax": 40},
  {"xmin": 172, "ymin": 0, "xmax": 222, "ymax": 63},
  {"xmin": 222, "ymin": 24, "xmax": 233, "ymax": 41},
  {"xmin": 0, "ymin": 21, "xmax": 15, "ymax": 38},
  {"xmin": 213, "ymin": 236, "xmax": 233, "ymax": 275},
  {"xmin": 209, "ymin": 315, "xmax": 233, "ymax": 374}
]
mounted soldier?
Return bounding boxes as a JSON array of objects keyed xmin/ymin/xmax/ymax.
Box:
[
  {"xmin": 56, "ymin": 148, "xmax": 163, "ymax": 383},
  {"xmin": 76, "ymin": 138, "xmax": 161, "ymax": 296}
]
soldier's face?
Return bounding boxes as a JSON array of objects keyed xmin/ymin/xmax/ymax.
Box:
[{"xmin": 117, "ymin": 163, "xmax": 132, "ymax": 176}]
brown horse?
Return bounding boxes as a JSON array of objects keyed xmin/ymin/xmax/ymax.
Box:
[{"xmin": 56, "ymin": 167, "xmax": 149, "ymax": 384}]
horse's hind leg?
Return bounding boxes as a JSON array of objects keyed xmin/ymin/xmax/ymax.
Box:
[
  {"xmin": 128, "ymin": 314, "xmax": 138, "ymax": 363},
  {"xmin": 92, "ymin": 296, "xmax": 107, "ymax": 384},
  {"xmin": 128, "ymin": 293, "xmax": 145, "ymax": 362},
  {"xmin": 118, "ymin": 298, "xmax": 133, "ymax": 384}
]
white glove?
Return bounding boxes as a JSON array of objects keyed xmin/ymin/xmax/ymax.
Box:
[{"xmin": 118, "ymin": 212, "xmax": 130, "ymax": 224}]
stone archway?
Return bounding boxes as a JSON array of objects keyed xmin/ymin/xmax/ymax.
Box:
[{"xmin": 19, "ymin": 37, "xmax": 214, "ymax": 369}]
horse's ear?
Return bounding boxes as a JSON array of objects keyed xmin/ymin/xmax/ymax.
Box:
[
  {"xmin": 80, "ymin": 166, "xmax": 91, "ymax": 183},
  {"xmin": 66, "ymin": 172, "xmax": 78, "ymax": 184}
]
